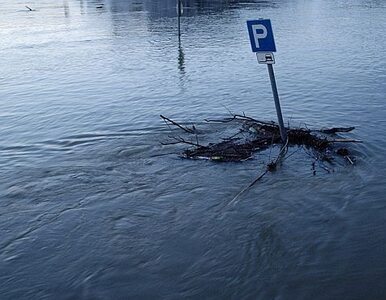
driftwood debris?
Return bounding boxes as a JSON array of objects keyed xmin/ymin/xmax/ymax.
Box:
[
  {"xmin": 161, "ymin": 114, "xmax": 360, "ymax": 163},
  {"xmin": 161, "ymin": 113, "xmax": 360, "ymax": 203}
]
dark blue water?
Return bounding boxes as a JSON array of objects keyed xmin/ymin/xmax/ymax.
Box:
[{"xmin": 1, "ymin": 0, "xmax": 386, "ymax": 299}]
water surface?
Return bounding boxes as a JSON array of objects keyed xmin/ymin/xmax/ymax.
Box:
[{"xmin": 1, "ymin": 0, "xmax": 386, "ymax": 299}]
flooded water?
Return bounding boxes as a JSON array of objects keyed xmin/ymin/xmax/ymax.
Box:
[{"xmin": 1, "ymin": 0, "xmax": 386, "ymax": 299}]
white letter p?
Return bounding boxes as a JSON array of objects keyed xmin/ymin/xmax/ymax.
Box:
[{"xmin": 252, "ymin": 24, "xmax": 267, "ymax": 48}]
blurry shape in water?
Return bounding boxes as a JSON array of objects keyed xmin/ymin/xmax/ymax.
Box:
[{"xmin": 108, "ymin": 0, "xmax": 277, "ymax": 17}]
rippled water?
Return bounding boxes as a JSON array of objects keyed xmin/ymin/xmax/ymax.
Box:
[{"xmin": 1, "ymin": 0, "xmax": 386, "ymax": 299}]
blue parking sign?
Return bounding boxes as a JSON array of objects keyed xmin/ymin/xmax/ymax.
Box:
[{"xmin": 247, "ymin": 19, "xmax": 276, "ymax": 52}]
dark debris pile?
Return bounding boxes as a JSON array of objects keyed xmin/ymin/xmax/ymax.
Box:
[{"xmin": 161, "ymin": 114, "xmax": 359, "ymax": 164}]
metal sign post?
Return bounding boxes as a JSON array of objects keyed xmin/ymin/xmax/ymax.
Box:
[
  {"xmin": 177, "ymin": 0, "xmax": 182, "ymax": 41},
  {"xmin": 247, "ymin": 19, "xmax": 287, "ymax": 143},
  {"xmin": 267, "ymin": 63, "xmax": 287, "ymax": 143}
]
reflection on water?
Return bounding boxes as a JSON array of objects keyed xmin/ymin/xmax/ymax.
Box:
[
  {"xmin": 178, "ymin": 42, "xmax": 185, "ymax": 75},
  {"xmin": 1, "ymin": 0, "xmax": 386, "ymax": 299},
  {"xmin": 68, "ymin": 0, "xmax": 280, "ymax": 18},
  {"xmin": 109, "ymin": 0, "xmax": 277, "ymax": 17},
  {"xmin": 63, "ymin": 0, "xmax": 70, "ymax": 17}
]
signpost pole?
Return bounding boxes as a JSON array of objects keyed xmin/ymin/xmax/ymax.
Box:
[
  {"xmin": 247, "ymin": 19, "xmax": 287, "ymax": 144},
  {"xmin": 267, "ymin": 64, "xmax": 287, "ymax": 142},
  {"xmin": 177, "ymin": 0, "xmax": 182, "ymax": 41}
]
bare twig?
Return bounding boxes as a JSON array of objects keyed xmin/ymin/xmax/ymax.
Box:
[
  {"xmin": 160, "ymin": 140, "xmax": 183, "ymax": 146},
  {"xmin": 233, "ymin": 114, "xmax": 276, "ymax": 126},
  {"xmin": 221, "ymin": 104, "xmax": 235, "ymax": 117},
  {"xmin": 205, "ymin": 115, "xmax": 276, "ymax": 127},
  {"xmin": 204, "ymin": 116, "xmax": 237, "ymax": 123},
  {"xmin": 227, "ymin": 137, "xmax": 289, "ymax": 206},
  {"xmin": 172, "ymin": 136, "xmax": 201, "ymax": 147},
  {"xmin": 227, "ymin": 168, "xmax": 268, "ymax": 207},
  {"xmin": 319, "ymin": 127, "xmax": 355, "ymax": 134},
  {"xmin": 328, "ymin": 138, "xmax": 362, "ymax": 143},
  {"xmin": 302, "ymin": 146, "xmax": 332, "ymax": 174},
  {"xmin": 345, "ymin": 156, "xmax": 354, "ymax": 165},
  {"xmin": 160, "ymin": 115, "xmax": 195, "ymax": 134}
]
